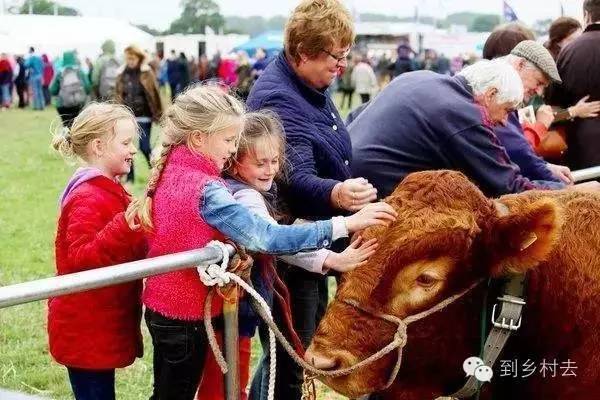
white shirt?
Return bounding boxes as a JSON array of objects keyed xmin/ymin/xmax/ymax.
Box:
[{"xmin": 232, "ymin": 187, "xmax": 349, "ymax": 274}]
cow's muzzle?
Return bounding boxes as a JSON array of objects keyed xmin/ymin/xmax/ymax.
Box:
[{"xmin": 304, "ymin": 344, "xmax": 337, "ymax": 370}]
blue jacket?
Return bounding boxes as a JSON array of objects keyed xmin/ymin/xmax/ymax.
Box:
[
  {"xmin": 201, "ymin": 181, "xmax": 334, "ymax": 254},
  {"xmin": 495, "ymin": 112, "xmax": 564, "ymax": 185},
  {"xmin": 246, "ymin": 52, "xmax": 352, "ymax": 219},
  {"xmin": 25, "ymin": 54, "xmax": 44, "ymax": 79},
  {"xmin": 349, "ymin": 71, "xmax": 561, "ymax": 198}
]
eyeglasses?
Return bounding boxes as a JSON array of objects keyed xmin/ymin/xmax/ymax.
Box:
[{"xmin": 321, "ymin": 48, "xmax": 350, "ymax": 65}]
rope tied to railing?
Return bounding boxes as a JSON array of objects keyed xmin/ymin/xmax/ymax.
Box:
[
  {"xmin": 198, "ymin": 240, "xmax": 277, "ymax": 400},
  {"xmin": 199, "ymin": 241, "xmax": 231, "ymax": 287}
]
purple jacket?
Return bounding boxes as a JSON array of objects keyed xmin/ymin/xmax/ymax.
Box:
[
  {"xmin": 349, "ymin": 71, "xmax": 560, "ymax": 198},
  {"xmin": 246, "ymin": 52, "xmax": 352, "ymax": 219}
]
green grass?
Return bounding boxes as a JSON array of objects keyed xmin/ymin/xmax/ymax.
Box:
[{"xmin": 0, "ymin": 104, "xmax": 349, "ymax": 399}]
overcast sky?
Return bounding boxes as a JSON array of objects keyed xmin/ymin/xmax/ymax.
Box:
[{"xmin": 52, "ymin": 0, "xmax": 585, "ymax": 31}]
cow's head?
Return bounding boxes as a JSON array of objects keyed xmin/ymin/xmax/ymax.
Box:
[{"xmin": 305, "ymin": 170, "xmax": 563, "ymax": 398}]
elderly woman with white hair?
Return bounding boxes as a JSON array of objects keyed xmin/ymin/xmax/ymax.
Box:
[{"xmin": 349, "ymin": 58, "xmax": 565, "ymax": 198}]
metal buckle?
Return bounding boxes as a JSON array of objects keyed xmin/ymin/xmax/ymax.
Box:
[
  {"xmin": 491, "ymin": 296, "xmax": 525, "ymax": 331},
  {"xmin": 497, "ymin": 295, "xmax": 526, "ymax": 306}
]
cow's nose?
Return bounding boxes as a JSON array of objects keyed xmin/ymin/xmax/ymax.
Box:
[{"xmin": 305, "ymin": 345, "xmax": 336, "ymax": 369}]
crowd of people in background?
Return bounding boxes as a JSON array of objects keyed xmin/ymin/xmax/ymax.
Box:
[
  {"xmin": 3, "ymin": 0, "xmax": 600, "ymax": 399},
  {"xmin": 0, "ymin": 41, "xmax": 272, "ymax": 114}
]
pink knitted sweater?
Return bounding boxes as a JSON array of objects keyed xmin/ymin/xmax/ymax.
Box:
[{"xmin": 143, "ymin": 145, "xmax": 225, "ymax": 320}]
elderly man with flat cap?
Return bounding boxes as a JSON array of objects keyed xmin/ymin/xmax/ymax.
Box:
[{"xmin": 493, "ymin": 40, "xmax": 573, "ymax": 187}]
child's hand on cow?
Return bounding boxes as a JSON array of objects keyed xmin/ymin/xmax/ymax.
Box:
[
  {"xmin": 332, "ymin": 177, "xmax": 378, "ymax": 211},
  {"xmin": 344, "ymin": 201, "xmax": 398, "ymax": 232},
  {"xmin": 324, "ymin": 236, "xmax": 379, "ymax": 273}
]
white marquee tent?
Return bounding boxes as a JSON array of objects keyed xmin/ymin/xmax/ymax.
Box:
[{"xmin": 0, "ymin": 14, "xmax": 155, "ymax": 59}]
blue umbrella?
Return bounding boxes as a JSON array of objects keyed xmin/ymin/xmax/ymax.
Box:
[{"xmin": 233, "ymin": 30, "xmax": 283, "ymax": 57}]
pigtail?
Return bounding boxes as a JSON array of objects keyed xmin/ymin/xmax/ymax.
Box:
[
  {"xmin": 133, "ymin": 141, "xmax": 174, "ymax": 230},
  {"xmin": 51, "ymin": 125, "xmax": 76, "ymax": 161}
]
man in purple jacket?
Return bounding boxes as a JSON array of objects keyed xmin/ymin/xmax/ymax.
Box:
[{"xmin": 350, "ymin": 59, "xmax": 564, "ymax": 198}]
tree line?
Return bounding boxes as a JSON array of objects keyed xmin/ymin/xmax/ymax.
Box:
[{"xmin": 9, "ymin": 0, "xmax": 552, "ymax": 37}]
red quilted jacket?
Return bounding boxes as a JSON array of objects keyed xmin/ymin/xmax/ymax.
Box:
[{"xmin": 48, "ymin": 175, "xmax": 146, "ymax": 369}]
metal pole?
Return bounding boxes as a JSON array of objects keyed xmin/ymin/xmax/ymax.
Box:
[
  {"xmin": 0, "ymin": 245, "xmax": 235, "ymax": 309},
  {"xmin": 223, "ymin": 286, "xmax": 240, "ymax": 400},
  {"xmin": 572, "ymin": 166, "xmax": 600, "ymax": 182}
]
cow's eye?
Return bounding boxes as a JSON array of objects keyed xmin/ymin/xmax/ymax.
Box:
[{"xmin": 416, "ymin": 274, "xmax": 437, "ymax": 288}]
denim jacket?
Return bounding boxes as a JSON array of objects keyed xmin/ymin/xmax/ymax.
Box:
[{"xmin": 200, "ymin": 181, "xmax": 341, "ymax": 254}]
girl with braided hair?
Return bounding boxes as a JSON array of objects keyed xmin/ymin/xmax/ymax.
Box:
[{"xmin": 133, "ymin": 84, "xmax": 397, "ymax": 400}]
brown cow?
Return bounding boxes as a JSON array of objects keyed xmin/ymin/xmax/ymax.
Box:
[{"xmin": 305, "ymin": 170, "xmax": 600, "ymax": 400}]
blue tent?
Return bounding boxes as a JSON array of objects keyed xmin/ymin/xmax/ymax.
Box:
[{"xmin": 233, "ymin": 30, "xmax": 283, "ymax": 57}]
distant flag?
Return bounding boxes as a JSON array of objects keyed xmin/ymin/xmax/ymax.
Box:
[
  {"xmin": 560, "ymin": 2, "xmax": 565, "ymax": 17},
  {"xmin": 503, "ymin": 1, "xmax": 518, "ymax": 22}
]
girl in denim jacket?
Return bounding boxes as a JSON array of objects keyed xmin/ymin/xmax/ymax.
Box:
[
  {"xmin": 131, "ymin": 85, "xmax": 397, "ymax": 400},
  {"xmin": 197, "ymin": 111, "xmax": 380, "ymax": 399}
]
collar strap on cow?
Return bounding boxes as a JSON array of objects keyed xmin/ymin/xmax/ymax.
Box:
[{"xmin": 450, "ymin": 273, "xmax": 527, "ymax": 399}]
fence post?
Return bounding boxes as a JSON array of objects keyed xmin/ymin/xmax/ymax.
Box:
[{"xmin": 223, "ymin": 285, "xmax": 241, "ymax": 400}]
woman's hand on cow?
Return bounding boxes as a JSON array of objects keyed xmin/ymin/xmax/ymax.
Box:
[
  {"xmin": 332, "ymin": 178, "xmax": 378, "ymax": 211},
  {"xmin": 344, "ymin": 201, "xmax": 398, "ymax": 232},
  {"xmin": 324, "ymin": 236, "xmax": 379, "ymax": 273}
]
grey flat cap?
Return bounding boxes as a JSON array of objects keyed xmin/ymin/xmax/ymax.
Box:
[{"xmin": 511, "ymin": 40, "xmax": 562, "ymax": 83}]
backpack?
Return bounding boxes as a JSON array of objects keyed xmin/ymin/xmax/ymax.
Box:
[
  {"xmin": 58, "ymin": 67, "xmax": 86, "ymax": 108},
  {"xmin": 98, "ymin": 57, "xmax": 120, "ymax": 99}
]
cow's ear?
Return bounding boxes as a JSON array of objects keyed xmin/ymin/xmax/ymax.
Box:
[{"xmin": 487, "ymin": 199, "xmax": 562, "ymax": 276}]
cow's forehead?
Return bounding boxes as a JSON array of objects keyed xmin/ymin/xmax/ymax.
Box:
[
  {"xmin": 388, "ymin": 170, "xmax": 493, "ymax": 214},
  {"xmin": 338, "ymin": 222, "xmax": 481, "ymax": 304}
]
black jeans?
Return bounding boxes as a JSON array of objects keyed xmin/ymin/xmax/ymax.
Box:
[
  {"xmin": 67, "ymin": 367, "xmax": 115, "ymax": 400},
  {"xmin": 57, "ymin": 105, "xmax": 84, "ymax": 128},
  {"xmin": 145, "ymin": 309, "xmax": 210, "ymax": 400},
  {"xmin": 15, "ymin": 83, "xmax": 27, "ymax": 108},
  {"xmin": 340, "ymin": 89, "xmax": 354, "ymax": 109},
  {"xmin": 127, "ymin": 121, "xmax": 152, "ymax": 183},
  {"xmin": 251, "ymin": 267, "xmax": 329, "ymax": 400},
  {"xmin": 43, "ymin": 84, "xmax": 51, "ymax": 105}
]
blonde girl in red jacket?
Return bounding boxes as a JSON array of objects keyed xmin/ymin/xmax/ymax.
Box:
[
  {"xmin": 131, "ymin": 85, "xmax": 397, "ymax": 400},
  {"xmin": 49, "ymin": 103, "xmax": 146, "ymax": 400}
]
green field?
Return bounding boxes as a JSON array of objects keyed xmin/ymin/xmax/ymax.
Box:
[{"xmin": 0, "ymin": 100, "xmax": 356, "ymax": 399}]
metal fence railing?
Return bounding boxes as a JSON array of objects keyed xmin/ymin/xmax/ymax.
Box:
[
  {"xmin": 0, "ymin": 244, "xmax": 235, "ymax": 309},
  {"xmin": 572, "ymin": 165, "xmax": 600, "ymax": 183}
]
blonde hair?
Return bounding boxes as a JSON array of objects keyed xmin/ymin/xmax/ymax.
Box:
[
  {"xmin": 51, "ymin": 102, "xmax": 137, "ymax": 162},
  {"xmin": 226, "ymin": 111, "xmax": 287, "ymax": 183},
  {"xmin": 285, "ymin": 0, "xmax": 355, "ymax": 64},
  {"xmin": 124, "ymin": 44, "xmax": 146, "ymax": 63},
  {"xmin": 134, "ymin": 84, "xmax": 245, "ymax": 229}
]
